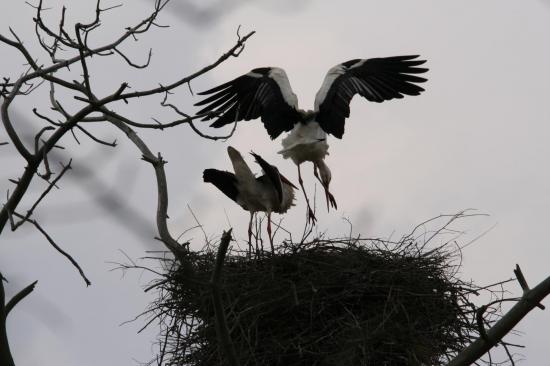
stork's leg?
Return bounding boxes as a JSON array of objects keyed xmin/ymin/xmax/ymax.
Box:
[
  {"xmin": 248, "ymin": 211, "xmax": 254, "ymax": 257},
  {"xmin": 298, "ymin": 165, "xmax": 317, "ymax": 224},
  {"xmin": 267, "ymin": 212, "xmax": 274, "ymax": 254},
  {"xmin": 257, "ymin": 215, "xmax": 262, "ymax": 256},
  {"xmin": 313, "ymin": 165, "xmax": 337, "ymax": 211}
]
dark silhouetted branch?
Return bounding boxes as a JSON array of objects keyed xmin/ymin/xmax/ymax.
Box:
[
  {"xmin": 117, "ymin": 30, "xmax": 255, "ymax": 101},
  {"xmin": 0, "ymin": 272, "xmax": 37, "ymax": 366},
  {"xmin": 158, "ymin": 94, "xmax": 238, "ymax": 140},
  {"xmin": 5, "ymin": 280, "xmax": 38, "ymax": 316},
  {"xmin": 12, "ymin": 159, "xmax": 72, "ymax": 230},
  {"xmin": 74, "ymin": 124, "xmax": 118, "ymax": 147},
  {"xmin": 114, "ymin": 47, "xmax": 152, "ymax": 69},
  {"xmin": 447, "ymin": 266, "xmax": 550, "ymax": 366},
  {"xmin": 10, "ymin": 212, "xmax": 91, "ymax": 286},
  {"xmin": 103, "ymin": 111, "xmax": 189, "ymax": 261},
  {"xmin": 1, "ymin": 3, "xmax": 256, "ymax": 363}
]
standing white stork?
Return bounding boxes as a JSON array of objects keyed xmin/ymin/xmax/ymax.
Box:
[
  {"xmin": 195, "ymin": 56, "xmax": 428, "ymax": 222},
  {"xmin": 203, "ymin": 146, "xmax": 296, "ymax": 253}
]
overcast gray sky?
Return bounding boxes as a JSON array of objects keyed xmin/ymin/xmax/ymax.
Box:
[{"xmin": 2, "ymin": 0, "xmax": 550, "ymax": 364}]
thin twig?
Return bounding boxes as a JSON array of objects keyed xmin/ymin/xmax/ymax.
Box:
[
  {"xmin": 10, "ymin": 211, "xmax": 91, "ymax": 286},
  {"xmin": 13, "ymin": 159, "xmax": 72, "ymax": 230}
]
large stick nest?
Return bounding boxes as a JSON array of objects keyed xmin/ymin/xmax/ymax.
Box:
[{"xmin": 142, "ymin": 221, "xmax": 506, "ymax": 366}]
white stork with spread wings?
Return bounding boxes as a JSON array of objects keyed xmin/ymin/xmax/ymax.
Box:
[{"xmin": 196, "ymin": 56, "xmax": 428, "ymax": 222}]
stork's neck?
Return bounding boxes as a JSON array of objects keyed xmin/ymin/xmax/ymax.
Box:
[
  {"xmin": 298, "ymin": 109, "xmax": 317, "ymax": 124},
  {"xmin": 315, "ymin": 159, "xmax": 331, "ymax": 185},
  {"xmin": 315, "ymin": 158, "xmax": 330, "ymax": 173}
]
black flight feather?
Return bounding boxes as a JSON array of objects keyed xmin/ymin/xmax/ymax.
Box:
[
  {"xmin": 250, "ymin": 152, "xmax": 283, "ymax": 204},
  {"xmin": 203, "ymin": 169, "xmax": 239, "ymax": 203},
  {"xmin": 194, "ymin": 68, "xmax": 301, "ymax": 139},
  {"xmin": 316, "ymin": 55, "xmax": 429, "ymax": 139}
]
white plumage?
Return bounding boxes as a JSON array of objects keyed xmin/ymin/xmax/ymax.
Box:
[
  {"xmin": 313, "ymin": 64, "xmax": 346, "ymax": 111},
  {"xmin": 268, "ymin": 68, "xmax": 299, "ymax": 108},
  {"xmin": 279, "ymin": 120, "xmax": 329, "ymax": 165},
  {"xmin": 278, "ymin": 119, "xmax": 332, "ymax": 220}
]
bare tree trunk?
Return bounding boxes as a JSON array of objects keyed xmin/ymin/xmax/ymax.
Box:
[
  {"xmin": 0, "ymin": 308, "xmax": 15, "ymax": 366},
  {"xmin": 0, "ymin": 274, "xmax": 37, "ymax": 366}
]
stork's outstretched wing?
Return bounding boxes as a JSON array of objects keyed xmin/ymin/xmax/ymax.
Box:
[
  {"xmin": 195, "ymin": 67, "xmax": 302, "ymax": 139},
  {"xmin": 314, "ymin": 55, "xmax": 428, "ymax": 138}
]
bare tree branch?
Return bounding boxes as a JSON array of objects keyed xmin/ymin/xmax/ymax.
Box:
[
  {"xmin": 5, "ymin": 280, "xmax": 38, "ymax": 316},
  {"xmin": 103, "ymin": 112, "xmax": 190, "ymax": 260},
  {"xmin": 116, "ymin": 30, "xmax": 255, "ymax": 100},
  {"xmin": 10, "ymin": 211, "xmax": 91, "ymax": 286},
  {"xmin": 2, "ymin": 0, "xmax": 170, "ymax": 82},
  {"xmin": 0, "ymin": 2, "xmax": 256, "ymax": 364},
  {"xmin": 447, "ymin": 267, "xmax": 550, "ymax": 366},
  {"xmin": 114, "ymin": 47, "xmax": 152, "ymax": 69},
  {"xmin": 157, "ymin": 94, "xmax": 238, "ymax": 140},
  {"xmin": 0, "ymin": 276, "xmax": 15, "ymax": 366},
  {"xmin": 0, "ymin": 83, "xmax": 128, "ymax": 234},
  {"xmin": 1, "ymin": 77, "xmax": 34, "ymax": 160},
  {"xmin": 0, "ymin": 272, "xmax": 37, "ymax": 366},
  {"xmin": 12, "ymin": 159, "xmax": 72, "ymax": 230}
]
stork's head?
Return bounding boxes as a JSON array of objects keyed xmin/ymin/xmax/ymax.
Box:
[
  {"xmin": 315, "ymin": 159, "xmax": 331, "ymax": 188},
  {"xmin": 315, "ymin": 159, "xmax": 337, "ymax": 211}
]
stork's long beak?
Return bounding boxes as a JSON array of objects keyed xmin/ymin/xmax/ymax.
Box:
[{"xmin": 322, "ymin": 181, "xmax": 337, "ymax": 211}]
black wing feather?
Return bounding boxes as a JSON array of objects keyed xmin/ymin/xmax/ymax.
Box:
[
  {"xmin": 316, "ymin": 55, "xmax": 429, "ymax": 138},
  {"xmin": 196, "ymin": 80, "xmax": 234, "ymax": 96},
  {"xmin": 203, "ymin": 169, "xmax": 239, "ymax": 203},
  {"xmin": 195, "ymin": 69, "xmax": 301, "ymax": 139},
  {"xmin": 250, "ymin": 152, "xmax": 283, "ymax": 204}
]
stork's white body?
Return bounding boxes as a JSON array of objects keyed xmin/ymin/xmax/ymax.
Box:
[
  {"xmin": 228, "ymin": 146, "xmax": 295, "ymax": 215},
  {"xmin": 234, "ymin": 175, "xmax": 295, "ymax": 215},
  {"xmin": 278, "ymin": 119, "xmax": 333, "ymax": 220},
  {"xmin": 278, "ymin": 120, "xmax": 329, "ymax": 166}
]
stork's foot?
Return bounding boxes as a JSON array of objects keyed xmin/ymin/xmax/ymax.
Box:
[
  {"xmin": 307, "ymin": 207, "xmax": 317, "ymax": 225},
  {"xmin": 248, "ymin": 223, "xmax": 253, "ymax": 257}
]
